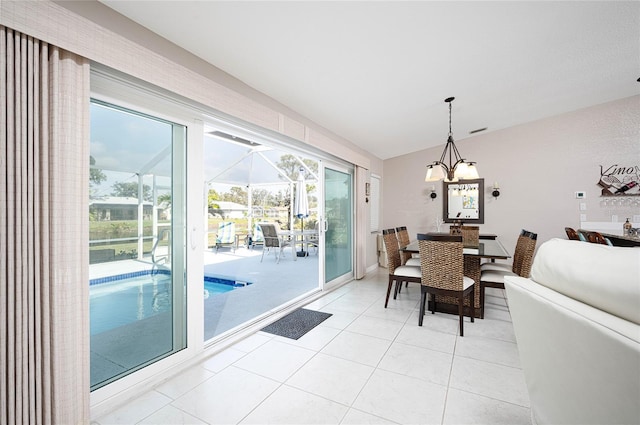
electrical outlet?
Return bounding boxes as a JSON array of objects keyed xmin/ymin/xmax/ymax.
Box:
[
  {"xmin": 612, "ymin": 215, "xmax": 619, "ymax": 222},
  {"xmin": 580, "ymin": 214, "xmax": 587, "ymax": 222},
  {"xmin": 580, "ymin": 203, "xmax": 587, "ymax": 211}
]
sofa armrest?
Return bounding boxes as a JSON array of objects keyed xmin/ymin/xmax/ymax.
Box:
[{"xmin": 505, "ymin": 275, "xmax": 640, "ymax": 425}]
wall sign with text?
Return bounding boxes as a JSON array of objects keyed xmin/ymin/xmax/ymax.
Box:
[{"xmin": 598, "ymin": 164, "xmax": 640, "ymax": 196}]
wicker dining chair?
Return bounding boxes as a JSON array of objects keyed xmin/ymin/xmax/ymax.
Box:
[
  {"xmin": 479, "ymin": 230, "xmax": 537, "ymax": 318},
  {"xmin": 481, "ymin": 229, "xmax": 530, "ymax": 273},
  {"xmin": 383, "ymin": 228, "xmax": 421, "ymax": 308},
  {"xmin": 449, "ymin": 225, "xmax": 479, "ymax": 247},
  {"xmin": 417, "ymin": 233, "xmax": 475, "ymax": 336},
  {"xmin": 462, "ymin": 226, "xmax": 480, "ymax": 247},
  {"xmin": 396, "ymin": 226, "xmax": 420, "ymax": 266}
]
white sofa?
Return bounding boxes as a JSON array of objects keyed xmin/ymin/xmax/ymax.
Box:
[{"xmin": 504, "ymin": 238, "xmax": 640, "ymax": 425}]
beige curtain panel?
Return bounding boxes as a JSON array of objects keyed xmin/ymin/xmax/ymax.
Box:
[{"xmin": 1, "ymin": 26, "xmax": 90, "ymax": 424}]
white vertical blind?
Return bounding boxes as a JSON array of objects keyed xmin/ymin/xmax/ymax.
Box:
[
  {"xmin": 370, "ymin": 174, "xmax": 380, "ymax": 232},
  {"xmin": 1, "ymin": 26, "xmax": 90, "ymax": 424}
]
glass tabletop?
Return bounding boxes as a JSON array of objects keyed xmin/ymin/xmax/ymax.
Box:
[{"xmin": 402, "ymin": 238, "xmax": 510, "ymax": 259}]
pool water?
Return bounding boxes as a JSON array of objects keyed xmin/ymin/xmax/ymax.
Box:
[
  {"xmin": 204, "ymin": 281, "xmax": 233, "ymax": 296},
  {"xmin": 90, "ymin": 273, "xmax": 251, "ymax": 335},
  {"xmin": 90, "ymin": 274, "xmax": 173, "ymax": 335}
]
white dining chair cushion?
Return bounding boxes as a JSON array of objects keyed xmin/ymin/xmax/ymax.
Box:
[
  {"xmin": 405, "ymin": 258, "xmax": 421, "ymax": 267},
  {"xmin": 481, "ymin": 269, "xmax": 517, "ymax": 283},
  {"xmin": 481, "ymin": 262, "xmax": 512, "ymax": 272},
  {"xmin": 395, "ymin": 265, "xmax": 421, "ymax": 278},
  {"xmin": 462, "ymin": 276, "xmax": 475, "ymax": 290}
]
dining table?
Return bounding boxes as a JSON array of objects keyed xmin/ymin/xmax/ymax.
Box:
[{"xmin": 402, "ymin": 235, "xmax": 511, "ymax": 317}]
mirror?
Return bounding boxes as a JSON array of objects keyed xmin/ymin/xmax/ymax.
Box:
[{"xmin": 443, "ymin": 178, "xmax": 484, "ymax": 224}]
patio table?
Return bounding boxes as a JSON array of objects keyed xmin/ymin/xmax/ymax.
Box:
[{"xmin": 279, "ymin": 230, "xmax": 319, "ymax": 257}]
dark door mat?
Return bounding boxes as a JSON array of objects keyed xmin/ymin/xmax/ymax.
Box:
[{"xmin": 261, "ymin": 308, "xmax": 332, "ymax": 340}]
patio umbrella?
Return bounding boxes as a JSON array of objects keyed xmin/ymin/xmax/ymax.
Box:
[{"xmin": 294, "ymin": 168, "xmax": 310, "ymax": 257}]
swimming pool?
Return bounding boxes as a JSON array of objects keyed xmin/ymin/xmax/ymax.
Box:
[
  {"xmin": 90, "ymin": 271, "xmax": 252, "ymax": 335},
  {"xmin": 203, "ymin": 275, "xmax": 251, "ymax": 298}
]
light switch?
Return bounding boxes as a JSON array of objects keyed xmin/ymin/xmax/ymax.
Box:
[{"xmin": 579, "ymin": 203, "xmax": 587, "ymax": 211}]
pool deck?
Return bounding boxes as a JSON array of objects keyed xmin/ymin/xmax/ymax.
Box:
[
  {"xmin": 202, "ymin": 246, "xmax": 319, "ymax": 339},
  {"xmin": 90, "ymin": 257, "xmax": 161, "ymax": 280}
]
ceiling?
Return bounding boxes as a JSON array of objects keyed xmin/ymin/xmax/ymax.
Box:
[{"xmin": 99, "ymin": 1, "xmax": 640, "ymax": 160}]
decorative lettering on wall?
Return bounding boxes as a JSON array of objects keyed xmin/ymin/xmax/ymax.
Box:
[{"xmin": 598, "ymin": 164, "xmax": 640, "ymax": 196}]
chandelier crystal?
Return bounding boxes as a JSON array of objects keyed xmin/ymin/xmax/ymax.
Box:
[{"xmin": 425, "ymin": 97, "xmax": 479, "ymax": 182}]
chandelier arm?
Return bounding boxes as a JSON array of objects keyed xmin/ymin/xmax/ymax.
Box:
[
  {"xmin": 450, "ymin": 140, "xmax": 464, "ymax": 165},
  {"xmin": 448, "ymin": 141, "xmax": 455, "ymax": 169}
]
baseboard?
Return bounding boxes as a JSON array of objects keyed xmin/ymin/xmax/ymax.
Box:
[{"xmin": 366, "ymin": 263, "xmax": 380, "ymax": 274}]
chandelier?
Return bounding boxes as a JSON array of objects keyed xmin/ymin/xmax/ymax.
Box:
[{"xmin": 425, "ymin": 97, "xmax": 479, "ymax": 182}]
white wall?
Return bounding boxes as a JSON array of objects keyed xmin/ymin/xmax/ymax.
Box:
[{"xmin": 383, "ymin": 95, "xmax": 640, "ymax": 254}]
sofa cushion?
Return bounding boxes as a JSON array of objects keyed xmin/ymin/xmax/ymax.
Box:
[{"xmin": 530, "ymin": 238, "xmax": 640, "ymax": 325}]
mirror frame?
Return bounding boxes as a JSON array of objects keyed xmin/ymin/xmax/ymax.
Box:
[{"xmin": 442, "ymin": 178, "xmax": 485, "ymax": 224}]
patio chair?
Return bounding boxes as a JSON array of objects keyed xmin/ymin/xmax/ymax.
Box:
[
  {"xmin": 260, "ymin": 223, "xmax": 296, "ymax": 263},
  {"xmin": 250, "ymin": 223, "xmax": 265, "ymax": 249},
  {"xmin": 215, "ymin": 221, "xmax": 236, "ymax": 252},
  {"xmin": 306, "ymin": 221, "xmax": 319, "ymax": 255}
]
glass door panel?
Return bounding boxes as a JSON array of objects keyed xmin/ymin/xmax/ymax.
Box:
[
  {"xmin": 323, "ymin": 166, "xmax": 353, "ymax": 285},
  {"xmin": 202, "ymin": 130, "xmax": 321, "ymax": 341},
  {"xmin": 89, "ymin": 100, "xmax": 186, "ymax": 390}
]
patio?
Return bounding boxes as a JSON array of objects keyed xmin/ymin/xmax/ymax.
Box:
[{"xmin": 203, "ymin": 245, "xmax": 319, "ymax": 339}]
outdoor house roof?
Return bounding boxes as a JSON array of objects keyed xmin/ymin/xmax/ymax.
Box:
[
  {"xmin": 214, "ymin": 201, "xmax": 247, "ymax": 211},
  {"xmin": 89, "ymin": 196, "xmax": 153, "ymax": 206}
]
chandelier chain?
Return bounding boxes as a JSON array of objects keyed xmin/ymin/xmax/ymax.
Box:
[{"xmin": 448, "ymin": 101, "xmax": 453, "ymax": 137}]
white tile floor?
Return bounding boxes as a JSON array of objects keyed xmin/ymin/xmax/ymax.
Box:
[{"xmin": 93, "ymin": 268, "xmax": 532, "ymax": 425}]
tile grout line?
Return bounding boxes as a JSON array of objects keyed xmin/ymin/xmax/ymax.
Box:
[
  {"xmin": 235, "ymin": 284, "xmax": 375, "ymax": 424},
  {"xmin": 441, "ymin": 331, "xmax": 459, "ymax": 425}
]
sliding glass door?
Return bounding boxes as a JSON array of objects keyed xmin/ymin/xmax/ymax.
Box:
[
  {"xmin": 89, "ymin": 100, "xmax": 186, "ymax": 390},
  {"xmin": 201, "ymin": 128, "xmax": 321, "ymax": 341},
  {"xmin": 323, "ymin": 165, "xmax": 354, "ymax": 287}
]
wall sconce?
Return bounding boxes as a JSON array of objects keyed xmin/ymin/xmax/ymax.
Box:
[
  {"xmin": 430, "ymin": 186, "xmax": 437, "ymax": 201},
  {"xmin": 492, "ymin": 182, "xmax": 501, "ymax": 199}
]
